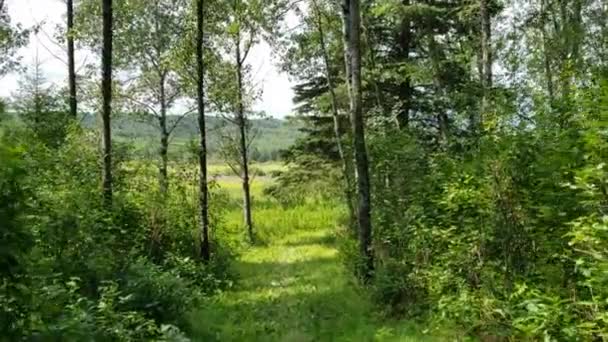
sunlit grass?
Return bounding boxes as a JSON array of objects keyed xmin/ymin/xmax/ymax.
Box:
[
  {"xmin": 189, "ymin": 225, "xmax": 441, "ymax": 341},
  {"xmin": 189, "ymin": 175, "xmax": 445, "ymax": 341},
  {"xmin": 215, "ymin": 175, "xmax": 342, "ymax": 244},
  {"xmin": 116, "ymin": 160, "xmax": 455, "ymax": 341}
]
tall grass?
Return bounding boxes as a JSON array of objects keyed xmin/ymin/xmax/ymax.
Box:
[
  {"xmin": 217, "ymin": 175, "xmax": 344, "ymax": 244},
  {"xmin": 208, "ymin": 162, "xmax": 286, "ymax": 177}
]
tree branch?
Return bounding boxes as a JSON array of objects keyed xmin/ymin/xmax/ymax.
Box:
[
  {"xmin": 121, "ymin": 93, "xmax": 160, "ymax": 116},
  {"xmin": 167, "ymin": 106, "xmax": 196, "ymax": 136}
]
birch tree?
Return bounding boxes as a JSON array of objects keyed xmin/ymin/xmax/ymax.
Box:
[{"xmin": 342, "ymin": 0, "xmax": 373, "ymax": 280}]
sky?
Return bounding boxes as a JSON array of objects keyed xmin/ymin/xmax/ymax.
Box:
[{"xmin": 1, "ymin": 0, "xmax": 296, "ymax": 118}]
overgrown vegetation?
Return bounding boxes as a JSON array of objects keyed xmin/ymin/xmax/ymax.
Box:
[
  {"xmin": 3, "ymin": 0, "xmax": 608, "ymax": 340},
  {"xmin": 276, "ymin": 0, "xmax": 608, "ymax": 339},
  {"xmin": 0, "ymin": 122, "xmax": 234, "ymax": 339}
]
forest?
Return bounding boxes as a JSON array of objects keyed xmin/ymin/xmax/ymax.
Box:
[{"xmin": 1, "ymin": 0, "xmax": 608, "ymax": 340}]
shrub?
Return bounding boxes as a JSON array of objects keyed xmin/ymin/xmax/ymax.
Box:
[
  {"xmin": 29, "ymin": 277, "xmax": 188, "ymax": 341},
  {"xmin": 0, "ymin": 137, "xmax": 33, "ymax": 339},
  {"xmin": 0, "ymin": 126, "xmax": 235, "ymax": 339},
  {"xmin": 120, "ymin": 257, "xmax": 199, "ymax": 329}
]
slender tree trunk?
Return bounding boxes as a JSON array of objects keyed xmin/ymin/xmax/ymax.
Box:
[
  {"xmin": 341, "ymin": 1, "xmax": 352, "ymax": 98},
  {"xmin": 346, "ymin": 0, "xmax": 373, "ymax": 281},
  {"xmin": 480, "ymin": 0, "xmax": 492, "ymax": 129},
  {"xmin": 429, "ymin": 37, "xmax": 449, "ymax": 144},
  {"xmin": 438, "ymin": 112, "xmax": 449, "ymax": 145},
  {"xmin": 480, "ymin": 0, "xmax": 492, "ymax": 90},
  {"xmin": 235, "ymin": 33, "xmax": 254, "ymax": 243},
  {"xmin": 67, "ymin": 0, "xmax": 77, "ymax": 118},
  {"xmin": 471, "ymin": 46, "xmax": 483, "ymax": 132},
  {"xmin": 197, "ymin": 0, "xmax": 210, "ymax": 262},
  {"xmin": 101, "ymin": 0, "xmax": 113, "ymax": 206},
  {"xmin": 159, "ymin": 73, "xmax": 169, "ymax": 194},
  {"xmin": 539, "ymin": 0, "xmax": 555, "ymax": 104},
  {"xmin": 312, "ymin": 0, "xmax": 356, "ymax": 228},
  {"xmin": 556, "ymin": 0, "xmax": 576, "ymax": 105},
  {"xmin": 397, "ymin": 0, "xmax": 412, "ymax": 129},
  {"xmin": 557, "ymin": 0, "xmax": 569, "ymax": 97},
  {"xmin": 542, "ymin": 29, "xmax": 555, "ymax": 104}
]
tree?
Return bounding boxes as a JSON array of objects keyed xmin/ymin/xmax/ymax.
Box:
[
  {"xmin": 120, "ymin": 0, "xmax": 190, "ymax": 194},
  {"xmin": 224, "ymin": 0, "xmax": 261, "ymax": 243},
  {"xmin": 477, "ymin": 0, "xmax": 492, "ymax": 133},
  {"xmin": 343, "ymin": 0, "xmax": 373, "ymax": 280},
  {"xmin": 213, "ymin": 0, "xmax": 291, "ymax": 243},
  {"xmin": 197, "ymin": 0, "xmax": 210, "ymax": 261},
  {"xmin": 0, "ymin": 1, "xmax": 29, "ymax": 78},
  {"xmin": 67, "ymin": 0, "xmax": 78, "ymax": 118},
  {"xmin": 480, "ymin": 0, "xmax": 492, "ymax": 95},
  {"xmin": 101, "ymin": 0, "xmax": 113, "ymax": 206},
  {"xmin": 74, "ymin": 0, "xmax": 191, "ymax": 194},
  {"xmin": 311, "ymin": 0, "xmax": 355, "ymax": 227},
  {"xmin": 12, "ymin": 58, "xmax": 71, "ymax": 147}
]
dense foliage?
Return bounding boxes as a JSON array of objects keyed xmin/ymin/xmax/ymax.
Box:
[
  {"xmin": 3, "ymin": 0, "xmax": 608, "ymax": 340},
  {"xmin": 0, "ymin": 121, "xmax": 233, "ymax": 339},
  {"xmin": 277, "ymin": 0, "xmax": 608, "ymax": 339}
]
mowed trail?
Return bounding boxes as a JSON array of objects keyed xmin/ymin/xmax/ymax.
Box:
[{"xmin": 190, "ymin": 227, "xmax": 435, "ymax": 341}]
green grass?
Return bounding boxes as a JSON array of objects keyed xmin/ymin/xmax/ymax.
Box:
[
  {"xmin": 189, "ymin": 178, "xmax": 445, "ymax": 341},
  {"xmin": 209, "ymin": 162, "xmax": 287, "ymax": 177}
]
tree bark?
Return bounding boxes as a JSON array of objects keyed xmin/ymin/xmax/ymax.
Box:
[
  {"xmin": 311, "ymin": 0, "xmax": 356, "ymax": 229},
  {"xmin": 67, "ymin": 0, "xmax": 77, "ymax": 118},
  {"xmin": 346, "ymin": 0, "xmax": 373, "ymax": 281},
  {"xmin": 397, "ymin": 0, "xmax": 412, "ymax": 129},
  {"xmin": 341, "ymin": 1, "xmax": 352, "ymax": 99},
  {"xmin": 438, "ymin": 112, "xmax": 449, "ymax": 144},
  {"xmin": 480, "ymin": 0, "xmax": 492, "ymax": 129},
  {"xmin": 235, "ymin": 31, "xmax": 254, "ymax": 244},
  {"xmin": 197, "ymin": 0, "xmax": 210, "ymax": 262},
  {"xmin": 159, "ymin": 73, "xmax": 169, "ymax": 194},
  {"xmin": 101, "ymin": 0, "xmax": 113, "ymax": 207},
  {"xmin": 540, "ymin": 0, "xmax": 555, "ymax": 105},
  {"xmin": 480, "ymin": 0, "xmax": 492, "ymax": 90}
]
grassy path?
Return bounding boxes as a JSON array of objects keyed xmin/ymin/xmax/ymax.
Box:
[{"xmin": 190, "ymin": 227, "xmax": 434, "ymax": 341}]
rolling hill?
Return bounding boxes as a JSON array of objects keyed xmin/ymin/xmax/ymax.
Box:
[{"xmin": 80, "ymin": 113, "xmax": 302, "ymax": 162}]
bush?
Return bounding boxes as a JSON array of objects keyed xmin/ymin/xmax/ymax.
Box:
[
  {"xmin": 360, "ymin": 121, "xmax": 606, "ymax": 339},
  {"xmin": 29, "ymin": 277, "xmax": 188, "ymax": 341},
  {"xmin": 121, "ymin": 258, "xmax": 199, "ymax": 329},
  {"xmin": 0, "ymin": 138, "xmax": 33, "ymax": 339},
  {"xmin": 0, "ymin": 125, "xmax": 235, "ymax": 339}
]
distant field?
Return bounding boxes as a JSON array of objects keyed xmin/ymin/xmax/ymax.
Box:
[
  {"xmin": 208, "ymin": 162, "xmax": 286, "ymax": 177},
  {"xmin": 123, "ymin": 160, "xmax": 285, "ymax": 181}
]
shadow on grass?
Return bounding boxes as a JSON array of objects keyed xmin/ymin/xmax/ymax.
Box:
[
  {"xmin": 189, "ymin": 288, "xmax": 407, "ymax": 342},
  {"xmin": 188, "ymin": 222, "xmax": 436, "ymax": 342},
  {"xmin": 189, "ymin": 255, "xmax": 434, "ymax": 342},
  {"xmin": 235, "ymin": 257, "xmax": 339, "ymax": 291}
]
